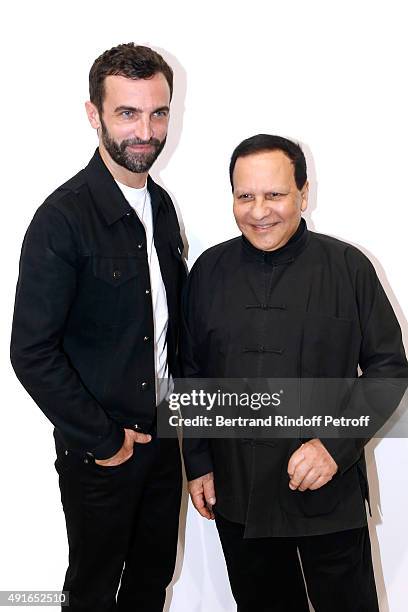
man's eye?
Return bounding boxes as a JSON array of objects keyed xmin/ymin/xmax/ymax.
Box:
[
  {"xmin": 121, "ymin": 111, "xmax": 134, "ymax": 119},
  {"xmin": 153, "ymin": 110, "xmax": 168, "ymax": 118},
  {"xmin": 238, "ymin": 194, "xmax": 253, "ymax": 200},
  {"xmin": 266, "ymin": 192, "xmax": 284, "ymax": 199}
]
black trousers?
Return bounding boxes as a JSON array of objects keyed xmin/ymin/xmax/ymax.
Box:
[
  {"xmin": 215, "ymin": 511, "xmax": 379, "ymax": 612},
  {"xmin": 54, "ymin": 434, "xmax": 182, "ymax": 612}
]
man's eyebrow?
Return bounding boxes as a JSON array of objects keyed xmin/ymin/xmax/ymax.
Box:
[
  {"xmin": 113, "ymin": 105, "xmax": 170, "ymax": 114},
  {"xmin": 234, "ymin": 187, "xmax": 288, "ymax": 195},
  {"xmin": 152, "ymin": 105, "xmax": 170, "ymax": 113},
  {"xmin": 114, "ymin": 105, "xmax": 142, "ymax": 113}
]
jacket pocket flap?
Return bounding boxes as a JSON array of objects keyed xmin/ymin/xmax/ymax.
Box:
[{"xmin": 92, "ymin": 256, "xmax": 139, "ymax": 287}]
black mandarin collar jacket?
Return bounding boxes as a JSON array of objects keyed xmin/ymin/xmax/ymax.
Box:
[
  {"xmin": 11, "ymin": 149, "xmax": 186, "ymax": 459},
  {"xmin": 181, "ymin": 219, "xmax": 408, "ymax": 537}
]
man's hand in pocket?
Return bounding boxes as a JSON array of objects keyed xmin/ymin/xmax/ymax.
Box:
[{"xmin": 95, "ymin": 428, "xmax": 151, "ymax": 467}]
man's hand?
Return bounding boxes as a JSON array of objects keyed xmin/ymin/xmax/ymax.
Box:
[
  {"xmin": 188, "ymin": 472, "xmax": 216, "ymax": 520},
  {"xmin": 95, "ymin": 428, "xmax": 151, "ymax": 467},
  {"xmin": 287, "ymin": 439, "xmax": 338, "ymax": 491}
]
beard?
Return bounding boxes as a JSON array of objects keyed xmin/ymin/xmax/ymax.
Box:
[{"xmin": 100, "ymin": 118, "xmax": 166, "ymax": 173}]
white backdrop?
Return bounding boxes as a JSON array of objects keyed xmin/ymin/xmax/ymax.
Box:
[{"xmin": 1, "ymin": 1, "xmax": 407, "ymax": 610}]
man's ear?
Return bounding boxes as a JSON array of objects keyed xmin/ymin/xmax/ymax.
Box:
[
  {"xmin": 85, "ymin": 101, "xmax": 101, "ymax": 130},
  {"xmin": 300, "ymin": 181, "xmax": 309, "ymax": 212}
]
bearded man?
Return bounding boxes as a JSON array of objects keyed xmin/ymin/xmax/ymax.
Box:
[{"xmin": 11, "ymin": 43, "xmax": 186, "ymax": 612}]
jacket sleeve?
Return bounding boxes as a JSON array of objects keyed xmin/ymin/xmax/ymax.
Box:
[
  {"xmin": 10, "ymin": 202, "xmax": 124, "ymax": 458},
  {"xmin": 180, "ymin": 261, "xmax": 214, "ymax": 481},
  {"xmin": 321, "ymin": 252, "xmax": 408, "ymax": 473}
]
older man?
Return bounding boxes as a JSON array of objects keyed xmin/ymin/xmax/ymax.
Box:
[
  {"xmin": 182, "ymin": 134, "xmax": 407, "ymax": 611},
  {"xmin": 11, "ymin": 43, "xmax": 185, "ymax": 612}
]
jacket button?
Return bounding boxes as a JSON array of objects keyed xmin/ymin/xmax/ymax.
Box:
[
  {"xmin": 143, "ymin": 336, "xmax": 150, "ymax": 342},
  {"xmin": 145, "ymin": 289, "xmax": 150, "ymax": 295},
  {"xmin": 113, "ymin": 270, "xmax": 122, "ymax": 279},
  {"xmin": 138, "ymin": 243, "xmax": 144, "ymax": 250},
  {"xmin": 84, "ymin": 458, "xmax": 89, "ymax": 464},
  {"xmin": 65, "ymin": 450, "xmax": 69, "ymax": 456},
  {"xmin": 141, "ymin": 381, "xmax": 149, "ymax": 391}
]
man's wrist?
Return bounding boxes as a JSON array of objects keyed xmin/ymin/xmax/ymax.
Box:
[{"xmin": 319, "ymin": 438, "xmax": 361, "ymax": 475}]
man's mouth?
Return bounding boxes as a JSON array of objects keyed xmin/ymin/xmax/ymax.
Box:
[
  {"xmin": 251, "ymin": 222, "xmax": 280, "ymax": 232},
  {"xmin": 127, "ymin": 144, "xmax": 154, "ymax": 151}
]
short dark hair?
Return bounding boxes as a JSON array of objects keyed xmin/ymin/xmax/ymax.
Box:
[
  {"xmin": 229, "ymin": 134, "xmax": 307, "ymax": 191},
  {"xmin": 89, "ymin": 43, "xmax": 173, "ymax": 114}
]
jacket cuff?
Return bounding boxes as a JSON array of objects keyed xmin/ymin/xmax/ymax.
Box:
[
  {"xmin": 183, "ymin": 448, "xmax": 214, "ymax": 481},
  {"xmin": 320, "ymin": 438, "xmax": 364, "ymax": 474},
  {"xmin": 90, "ymin": 423, "xmax": 125, "ymax": 460}
]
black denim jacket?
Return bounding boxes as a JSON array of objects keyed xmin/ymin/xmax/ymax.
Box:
[{"xmin": 11, "ymin": 149, "xmax": 186, "ymax": 458}]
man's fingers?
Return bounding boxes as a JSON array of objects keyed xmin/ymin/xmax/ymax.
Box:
[
  {"xmin": 190, "ymin": 491, "xmax": 213, "ymax": 520},
  {"xmin": 297, "ymin": 468, "xmax": 319, "ymax": 491},
  {"xmin": 288, "ymin": 440, "xmax": 338, "ymax": 490},
  {"xmin": 289, "ymin": 461, "xmax": 311, "ymax": 490},
  {"xmin": 95, "ymin": 450, "xmax": 133, "ymax": 467},
  {"xmin": 203, "ymin": 478, "xmax": 216, "ymax": 506},
  {"xmin": 188, "ymin": 473, "xmax": 215, "ymax": 520},
  {"xmin": 287, "ymin": 444, "xmax": 305, "ymax": 477},
  {"xmin": 308, "ymin": 475, "xmax": 332, "ymax": 491},
  {"xmin": 133, "ymin": 432, "xmax": 152, "ymax": 444}
]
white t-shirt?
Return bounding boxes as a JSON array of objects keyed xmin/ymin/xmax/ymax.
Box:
[{"xmin": 115, "ymin": 180, "xmax": 170, "ymax": 406}]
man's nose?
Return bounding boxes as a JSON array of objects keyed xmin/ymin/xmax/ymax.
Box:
[
  {"xmin": 251, "ymin": 197, "xmax": 270, "ymax": 220},
  {"xmin": 135, "ymin": 115, "xmax": 153, "ymax": 142}
]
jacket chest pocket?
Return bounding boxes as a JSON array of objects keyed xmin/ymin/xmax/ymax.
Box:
[
  {"xmin": 83, "ymin": 255, "xmax": 144, "ymax": 327},
  {"xmin": 93, "ymin": 255, "xmax": 140, "ymax": 287}
]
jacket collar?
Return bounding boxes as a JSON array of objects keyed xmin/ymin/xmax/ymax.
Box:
[
  {"xmin": 84, "ymin": 148, "xmax": 165, "ymax": 226},
  {"xmin": 241, "ymin": 217, "xmax": 310, "ymax": 264}
]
